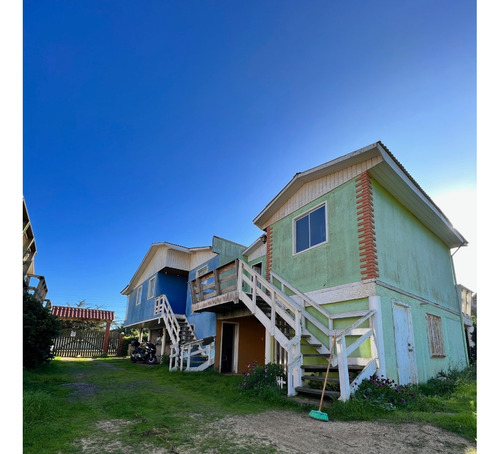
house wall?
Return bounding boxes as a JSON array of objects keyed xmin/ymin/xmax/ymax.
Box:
[
  {"xmin": 212, "ymin": 236, "xmax": 246, "ymax": 266},
  {"xmin": 124, "ymin": 271, "xmax": 187, "ymax": 326},
  {"xmin": 185, "ymin": 256, "xmax": 219, "ymax": 339},
  {"xmin": 269, "ymin": 179, "xmax": 361, "ymax": 293},
  {"xmin": 157, "ymin": 272, "xmax": 188, "ymax": 313},
  {"xmin": 376, "ymin": 284, "xmax": 468, "ymax": 384},
  {"xmin": 372, "ymin": 181, "xmax": 460, "ymax": 312},
  {"xmin": 214, "ymin": 315, "xmax": 266, "ymax": 373},
  {"xmin": 124, "ymin": 283, "xmax": 150, "ymax": 326}
]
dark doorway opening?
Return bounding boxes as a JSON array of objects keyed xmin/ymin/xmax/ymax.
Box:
[{"xmin": 221, "ymin": 323, "xmax": 236, "ymax": 373}]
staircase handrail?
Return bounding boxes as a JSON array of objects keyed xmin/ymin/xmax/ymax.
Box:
[
  {"xmin": 178, "ymin": 337, "xmax": 215, "ymax": 371},
  {"xmin": 239, "ymin": 260, "xmax": 303, "ymax": 325},
  {"xmin": 269, "ymin": 271, "xmax": 334, "ymax": 321},
  {"xmin": 237, "ymin": 260, "xmax": 304, "ymax": 395},
  {"xmin": 266, "ymin": 270, "xmax": 380, "ymax": 401},
  {"xmin": 155, "ymin": 294, "xmax": 181, "ymax": 344},
  {"xmin": 336, "ymin": 310, "xmax": 375, "ymax": 339},
  {"xmin": 269, "ymin": 271, "xmax": 337, "ymax": 350}
]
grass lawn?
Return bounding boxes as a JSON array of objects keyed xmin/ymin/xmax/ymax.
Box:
[{"xmin": 23, "ymin": 358, "xmax": 476, "ymax": 453}]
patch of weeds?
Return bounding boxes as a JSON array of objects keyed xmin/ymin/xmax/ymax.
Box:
[{"xmin": 23, "ymin": 390, "xmax": 55, "ymax": 428}]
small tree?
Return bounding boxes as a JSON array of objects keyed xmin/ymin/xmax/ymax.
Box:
[{"xmin": 23, "ymin": 292, "xmax": 61, "ymax": 368}]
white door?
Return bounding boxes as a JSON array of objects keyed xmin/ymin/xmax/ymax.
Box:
[{"xmin": 392, "ymin": 303, "xmax": 417, "ymax": 385}]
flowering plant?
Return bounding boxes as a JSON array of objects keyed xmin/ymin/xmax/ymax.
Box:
[
  {"xmin": 352, "ymin": 374, "xmax": 416, "ymax": 410},
  {"xmin": 241, "ymin": 361, "xmax": 286, "ymax": 398}
]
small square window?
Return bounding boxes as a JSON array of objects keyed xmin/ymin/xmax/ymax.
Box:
[
  {"xmin": 426, "ymin": 314, "xmax": 445, "ymax": 358},
  {"xmin": 294, "ymin": 204, "xmax": 327, "ymax": 254},
  {"xmin": 147, "ymin": 276, "xmax": 156, "ymax": 299}
]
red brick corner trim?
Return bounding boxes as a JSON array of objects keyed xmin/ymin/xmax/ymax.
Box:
[
  {"xmin": 265, "ymin": 226, "xmax": 273, "ymax": 281},
  {"xmin": 355, "ymin": 171, "xmax": 379, "ymax": 280}
]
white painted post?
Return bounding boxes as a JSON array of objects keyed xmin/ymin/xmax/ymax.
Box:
[
  {"xmin": 337, "ymin": 336, "xmax": 350, "ymax": 401},
  {"xmin": 182, "ymin": 344, "xmax": 192, "ymax": 370},
  {"xmin": 161, "ymin": 327, "xmax": 166, "ymax": 358},
  {"xmin": 369, "ymin": 296, "xmax": 386, "ymax": 377},
  {"xmin": 265, "ymin": 331, "xmax": 272, "ymax": 363},
  {"xmin": 237, "ymin": 260, "xmax": 243, "ymax": 295}
]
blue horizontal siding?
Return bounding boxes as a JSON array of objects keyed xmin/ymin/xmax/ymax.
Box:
[{"xmin": 124, "ymin": 272, "xmax": 188, "ymax": 326}]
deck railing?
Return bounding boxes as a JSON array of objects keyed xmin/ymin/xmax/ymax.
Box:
[{"xmin": 190, "ymin": 261, "xmax": 238, "ymax": 303}]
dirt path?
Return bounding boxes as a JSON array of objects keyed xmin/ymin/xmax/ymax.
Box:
[
  {"xmin": 199, "ymin": 411, "xmax": 477, "ymax": 454},
  {"xmin": 77, "ymin": 411, "xmax": 476, "ymax": 454}
]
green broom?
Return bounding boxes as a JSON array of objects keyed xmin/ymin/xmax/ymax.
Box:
[{"xmin": 308, "ymin": 333, "xmax": 336, "ymax": 422}]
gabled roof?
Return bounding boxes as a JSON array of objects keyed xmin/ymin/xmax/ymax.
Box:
[
  {"xmin": 52, "ymin": 306, "xmax": 114, "ymax": 322},
  {"xmin": 253, "ymin": 141, "xmax": 467, "ymax": 249},
  {"xmin": 242, "ymin": 234, "xmax": 267, "ymax": 256},
  {"xmin": 121, "ymin": 242, "xmax": 212, "ymax": 295}
]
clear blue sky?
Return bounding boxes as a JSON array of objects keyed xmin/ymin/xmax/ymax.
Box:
[{"xmin": 20, "ymin": 1, "xmax": 477, "ymax": 326}]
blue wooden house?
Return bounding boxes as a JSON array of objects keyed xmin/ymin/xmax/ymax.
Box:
[{"xmin": 121, "ymin": 236, "xmax": 245, "ymax": 369}]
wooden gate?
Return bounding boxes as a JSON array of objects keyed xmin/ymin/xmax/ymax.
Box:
[{"xmin": 53, "ymin": 329, "xmax": 122, "ymax": 357}]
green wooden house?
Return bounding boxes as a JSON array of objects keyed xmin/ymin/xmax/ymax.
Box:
[{"xmin": 190, "ymin": 141, "xmax": 470, "ymax": 400}]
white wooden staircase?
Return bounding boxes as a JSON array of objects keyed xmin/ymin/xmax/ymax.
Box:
[
  {"xmin": 191, "ymin": 259, "xmax": 382, "ymax": 401},
  {"xmin": 154, "ymin": 295, "xmax": 215, "ymax": 371}
]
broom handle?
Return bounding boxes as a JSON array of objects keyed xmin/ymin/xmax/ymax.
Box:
[{"xmin": 318, "ymin": 333, "xmax": 336, "ymax": 412}]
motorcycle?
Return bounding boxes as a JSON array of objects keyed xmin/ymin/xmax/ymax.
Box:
[{"xmin": 130, "ymin": 339, "xmax": 157, "ymax": 365}]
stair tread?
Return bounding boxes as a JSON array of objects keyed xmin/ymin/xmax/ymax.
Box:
[
  {"xmin": 302, "ymin": 376, "xmax": 339, "ymax": 384},
  {"xmin": 302, "ymin": 353, "xmax": 330, "ymax": 357},
  {"xmin": 295, "ymin": 386, "xmax": 340, "ymax": 397},
  {"xmin": 301, "ymin": 364, "xmax": 364, "ymax": 371}
]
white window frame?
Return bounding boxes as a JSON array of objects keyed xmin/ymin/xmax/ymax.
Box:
[
  {"xmin": 147, "ymin": 276, "xmax": 156, "ymax": 300},
  {"xmin": 426, "ymin": 313, "xmax": 446, "ymax": 358},
  {"xmin": 135, "ymin": 285, "xmax": 143, "ymax": 306},
  {"xmin": 293, "ymin": 202, "xmax": 328, "ymax": 255}
]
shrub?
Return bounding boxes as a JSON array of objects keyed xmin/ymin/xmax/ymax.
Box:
[
  {"xmin": 23, "ymin": 293, "xmax": 61, "ymax": 369},
  {"xmin": 352, "ymin": 374, "xmax": 416, "ymax": 411},
  {"xmin": 419, "ymin": 365, "xmax": 476, "ymax": 397},
  {"xmin": 119, "ymin": 335, "xmax": 137, "ymax": 356},
  {"xmin": 241, "ymin": 361, "xmax": 286, "ymax": 399}
]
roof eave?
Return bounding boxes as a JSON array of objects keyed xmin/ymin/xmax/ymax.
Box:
[{"xmin": 253, "ymin": 142, "xmax": 381, "ymax": 229}]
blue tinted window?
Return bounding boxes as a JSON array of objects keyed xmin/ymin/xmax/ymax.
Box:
[
  {"xmin": 309, "ymin": 205, "xmax": 326, "ymax": 246},
  {"xmin": 295, "ymin": 204, "xmax": 326, "ymax": 253},
  {"xmin": 296, "ymin": 215, "xmax": 310, "ymax": 253}
]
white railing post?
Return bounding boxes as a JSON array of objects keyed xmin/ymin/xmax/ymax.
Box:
[
  {"xmin": 369, "ymin": 296, "xmax": 385, "ymax": 377},
  {"xmin": 237, "ymin": 260, "xmax": 243, "ymax": 294},
  {"xmin": 183, "ymin": 344, "xmax": 192, "ymax": 370},
  {"xmin": 337, "ymin": 336, "xmax": 350, "ymax": 401}
]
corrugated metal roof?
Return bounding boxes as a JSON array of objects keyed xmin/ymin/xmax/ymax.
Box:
[{"xmin": 51, "ymin": 306, "xmax": 114, "ymax": 321}]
